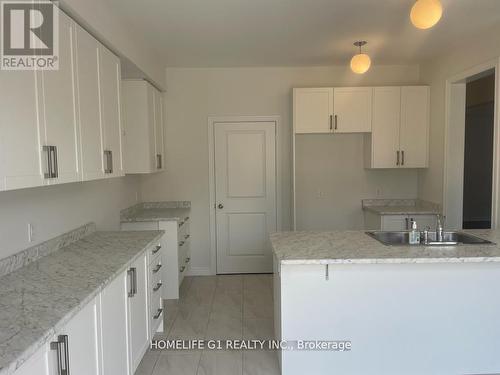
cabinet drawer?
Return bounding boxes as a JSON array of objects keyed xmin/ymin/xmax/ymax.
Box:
[
  {"xmin": 150, "ymin": 294, "xmax": 163, "ymax": 322},
  {"xmin": 151, "ymin": 265, "xmax": 162, "ymax": 292},
  {"xmin": 149, "ymin": 243, "xmax": 162, "ymax": 266}
]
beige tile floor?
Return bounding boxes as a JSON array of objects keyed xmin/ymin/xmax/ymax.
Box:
[{"xmin": 135, "ymin": 275, "xmax": 280, "ymax": 375}]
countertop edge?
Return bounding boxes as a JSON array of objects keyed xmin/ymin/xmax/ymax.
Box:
[
  {"xmin": 277, "ymin": 256, "xmax": 500, "ymax": 265},
  {"xmin": 1, "ymin": 231, "xmax": 164, "ymax": 375}
]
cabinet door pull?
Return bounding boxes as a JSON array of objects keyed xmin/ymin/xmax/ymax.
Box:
[
  {"xmin": 405, "ymin": 217, "xmax": 409, "ymax": 230},
  {"xmin": 179, "ymin": 241, "xmax": 185, "ymax": 247},
  {"xmin": 329, "ymin": 115, "xmax": 333, "ymax": 130},
  {"xmin": 401, "ymin": 150, "xmax": 405, "ymax": 166},
  {"xmin": 334, "ymin": 115, "xmax": 338, "ymax": 130},
  {"xmin": 132, "ymin": 267, "xmax": 137, "ymax": 295},
  {"xmin": 156, "ymin": 154, "xmax": 162, "ymax": 169},
  {"xmin": 152, "ymin": 245, "xmax": 161, "ymax": 255},
  {"xmin": 180, "ymin": 265, "xmax": 186, "ymax": 273},
  {"xmin": 185, "ymin": 257, "xmax": 190, "ymax": 264},
  {"xmin": 153, "ymin": 264, "xmax": 162, "ymax": 274},
  {"xmin": 43, "ymin": 146, "xmax": 52, "ymax": 179},
  {"xmin": 396, "ymin": 150, "xmax": 400, "ymax": 166},
  {"xmin": 104, "ymin": 150, "xmax": 113, "ymax": 174},
  {"xmin": 153, "ymin": 308, "xmax": 163, "ymax": 320},
  {"xmin": 153, "ymin": 282, "xmax": 162, "ymax": 292},
  {"xmin": 127, "ymin": 268, "xmax": 134, "ymax": 297},
  {"xmin": 52, "ymin": 146, "xmax": 58, "ymax": 178},
  {"xmin": 51, "ymin": 335, "xmax": 70, "ymax": 375}
]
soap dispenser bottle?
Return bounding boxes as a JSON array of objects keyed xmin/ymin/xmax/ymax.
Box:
[{"xmin": 409, "ymin": 219, "xmax": 420, "ymax": 245}]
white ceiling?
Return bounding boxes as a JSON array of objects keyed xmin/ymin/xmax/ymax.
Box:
[{"xmin": 104, "ymin": 0, "xmax": 500, "ymax": 67}]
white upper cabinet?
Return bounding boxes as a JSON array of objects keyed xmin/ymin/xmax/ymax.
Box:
[
  {"xmin": 122, "ymin": 80, "xmax": 165, "ymax": 173},
  {"xmin": 99, "ymin": 45, "xmax": 124, "ymax": 178},
  {"xmin": 399, "ymin": 86, "xmax": 430, "ymax": 168},
  {"xmin": 368, "ymin": 87, "xmax": 402, "ymax": 168},
  {"xmin": 154, "ymin": 89, "xmax": 165, "ymax": 170},
  {"xmin": 75, "ymin": 24, "xmax": 105, "ymax": 181},
  {"xmin": 333, "ymin": 87, "xmax": 372, "ymax": 133},
  {"xmin": 0, "ymin": 69, "xmax": 44, "ymax": 191},
  {"xmin": 293, "ymin": 88, "xmax": 333, "ymax": 134},
  {"xmin": 365, "ymin": 86, "xmax": 429, "ymax": 169},
  {"xmin": 37, "ymin": 10, "xmax": 80, "ymax": 185}
]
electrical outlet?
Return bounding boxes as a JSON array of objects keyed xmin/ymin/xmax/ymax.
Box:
[{"xmin": 28, "ymin": 223, "xmax": 34, "ymax": 242}]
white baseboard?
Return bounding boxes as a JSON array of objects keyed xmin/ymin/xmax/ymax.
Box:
[{"xmin": 186, "ymin": 266, "xmax": 213, "ymax": 276}]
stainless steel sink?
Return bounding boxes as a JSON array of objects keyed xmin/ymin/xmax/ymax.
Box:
[{"xmin": 366, "ymin": 231, "xmax": 495, "ymax": 246}]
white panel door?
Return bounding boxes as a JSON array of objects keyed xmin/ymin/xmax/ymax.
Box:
[
  {"xmin": 154, "ymin": 89, "xmax": 164, "ymax": 171},
  {"xmin": 127, "ymin": 253, "xmax": 150, "ymax": 373},
  {"xmin": 62, "ymin": 297, "xmax": 101, "ymax": 375},
  {"xmin": 0, "ymin": 68, "xmax": 44, "ymax": 191},
  {"xmin": 38, "ymin": 11, "xmax": 79, "ymax": 184},
  {"xmin": 100, "ymin": 271, "xmax": 130, "ymax": 375},
  {"xmin": 293, "ymin": 88, "xmax": 333, "ymax": 134},
  {"xmin": 75, "ymin": 24, "xmax": 104, "ymax": 181},
  {"xmin": 99, "ymin": 46, "xmax": 123, "ymax": 178},
  {"xmin": 400, "ymin": 86, "xmax": 430, "ymax": 168},
  {"xmin": 215, "ymin": 121, "xmax": 277, "ymax": 274},
  {"xmin": 333, "ymin": 87, "xmax": 372, "ymax": 133},
  {"xmin": 371, "ymin": 87, "xmax": 401, "ymax": 168}
]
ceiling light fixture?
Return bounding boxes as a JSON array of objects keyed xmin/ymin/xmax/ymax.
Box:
[
  {"xmin": 410, "ymin": 0, "xmax": 443, "ymax": 29},
  {"xmin": 350, "ymin": 41, "xmax": 371, "ymax": 74}
]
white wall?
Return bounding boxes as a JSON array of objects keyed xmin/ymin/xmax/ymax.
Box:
[
  {"xmin": 295, "ymin": 135, "xmax": 418, "ymax": 230},
  {"xmin": 0, "ymin": 176, "xmax": 141, "ymax": 259},
  {"xmin": 59, "ymin": 0, "xmax": 165, "ymax": 88},
  {"xmin": 140, "ymin": 65, "xmax": 421, "ymax": 273},
  {"xmin": 418, "ymin": 23, "xmax": 500, "ymax": 206}
]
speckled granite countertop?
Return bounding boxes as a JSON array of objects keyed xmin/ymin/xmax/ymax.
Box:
[
  {"xmin": 120, "ymin": 201, "xmax": 191, "ymax": 223},
  {"xmin": 121, "ymin": 208, "xmax": 190, "ymax": 223},
  {"xmin": 362, "ymin": 198, "xmax": 440, "ymax": 215},
  {"xmin": 0, "ymin": 230, "xmax": 163, "ymax": 375},
  {"xmin": 270, "ymin": 230, "xmax": 500, "ymax": 265}
]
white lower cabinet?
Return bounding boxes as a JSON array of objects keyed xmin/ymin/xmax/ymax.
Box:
[
  {"xmin": 122, "ymin": 217, "xmax": 191, "ymax": 300},
  {"xmin": 13, "ymin": 340, "xmax": 55, "ymax": 375},
  {"xmin": 127, "ymin": 253, "xmax": 150, "ymax": 373},
  {"xmin": 100, "ymin": 270, "xmax": 130, "ymax": 375}
]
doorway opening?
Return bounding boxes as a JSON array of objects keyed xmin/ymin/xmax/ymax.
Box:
[
  {"xmin": 463, "ymin": 72, "xmax": 495, "ymax": 229},
  {"xmin": 444, "ymin": 62, "xmax": 498, "ymax": 230}
]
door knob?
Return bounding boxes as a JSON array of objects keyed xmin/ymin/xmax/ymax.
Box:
[{"xmin": 218, "ymin": 203, "xmax": 224, "ymax": 209}]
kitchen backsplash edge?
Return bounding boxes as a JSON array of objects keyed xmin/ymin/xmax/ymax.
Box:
[{"xmin": 0, "ymin": 222, "xmax": 96, "ymax": 278}]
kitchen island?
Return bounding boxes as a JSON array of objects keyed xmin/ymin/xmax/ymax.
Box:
[{"xmin": 270, "ymin": 230, "xmax": 500, "ymax": 375}]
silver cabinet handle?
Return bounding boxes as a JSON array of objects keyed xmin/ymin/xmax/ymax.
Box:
[
  {"xmin": 401, "ymin": 150, "xmax": 405, "ymax": 166},
  {"xmin": 152, "ymin": 245, "xmax": 161, "ymax": 255},
  {"xmin": 184, "ymin": 234, "xmax": 190, "ymax": 240},
  {"xmin": 184, "ymin": 216, "xmax": 190, "ymax": 221},
  {"xmin": 104, "ymin": 150, "xmax": 113, "ymax": 174},
  {"xmin": 153, "ymin": 282, "xmax": 162, "ymax": 292},
  {"xmin": 180, "ymin": 265, "xmax": 186, "ymax": 273},
  {"xmin": 51, "ymin": 335, "xmax": 70, "ymax": 375},
  {"xmin": 329, "ymin": 114, "xmax": 333, "ymax": 130},
  {"xmin": 405, "ymin": 217, "xmax": 409, "ymax": 230},
  {"xmin": 179, "ymin": 241, "xmax": 185, "ymax": 247},
  {"xmin": 156, "ymin": 154, "xmax": 162, "ymax": 169},
  {"xmin": 51, "ymin": 146, "xmax": 58, "ymax": 178},
  {"xmin": 185, "ymin": 257, "xmax": 190, "ymax": 264},
  {"xmin": 43, "ymin": 146, "xmax": 52, "ymax": 179},
  {"xmin": 153, "ymin": 308, "xmax": 163, "ymax": 320},
  {"xmin": 334, "ymin": 115, "xmax": 338, "ymax": 130},
  {"xmin": 396, "ymin": 150, "xmax": 400, "ymax": 166},
  {"xmin": 153, "ymin": 264, "xmax": 162, "ymax": 274},
  {"xmin": 127, "ymin": 267, "xmax": 136, "ymax": 297},
  {"xmin": 178, "ymin": 220, "xmax": 184, "ymax": 228}
]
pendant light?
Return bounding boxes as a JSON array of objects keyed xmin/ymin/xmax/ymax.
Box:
[
  {"xmin": 410, "ymin": 0, "xmax": 443, "ymax": 29},
  {"xmin": 350, "ymin": 41, "xmax": 371, "ymax": 74}
]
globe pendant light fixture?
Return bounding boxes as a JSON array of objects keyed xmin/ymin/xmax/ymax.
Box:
[
  {"xmin": 350, "ymin": 41, "xmax": 371, "ymax": 74},
  {"xmin": 410, "ymin": 0, "xmax": 443, "ymax": 29}
]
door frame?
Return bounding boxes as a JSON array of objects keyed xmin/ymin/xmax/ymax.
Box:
[
  {"xmin": 208, "ymin": 116, "xmax": 282, "ymax": 275},
  {"xmin": 443, "ymin": 58, "xmax": 500, "ymax": 229}
]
